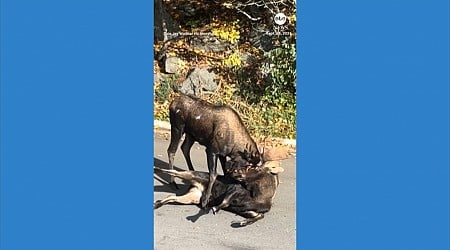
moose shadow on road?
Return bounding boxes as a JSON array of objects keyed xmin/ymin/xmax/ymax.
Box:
[
  {"xmin": 153, "ymin": 157, "xmax": 190, "ymax": 194},
  {"xmin": 153, "ymin": 157, "xmax": 210, "ymax": 222}
]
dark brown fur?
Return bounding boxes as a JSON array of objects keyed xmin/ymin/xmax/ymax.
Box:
[
  {"xmin": 167, "ymin": 94, "xmax": 261, "ymax": 208},
  {"xmin": 154, "ymin": 161, "xmax": 282, "ymax": 227}
]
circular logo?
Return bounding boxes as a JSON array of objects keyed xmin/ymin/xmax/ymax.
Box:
[{"xmin": 274, "ymin": 13, "xmax": 287, "ymax": 25}]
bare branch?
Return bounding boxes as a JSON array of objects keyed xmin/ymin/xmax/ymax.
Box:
[{"xmin": 236, "ymin": 7, "xmax": 262, "ymax": 21}]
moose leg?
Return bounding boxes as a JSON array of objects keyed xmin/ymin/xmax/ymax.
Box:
[
  {"xmin": 154, "ymin": 167, "xmax": 210, "ymax": 184},
  {"xmin": 211, "ymin": 185, "xmax": 238, "ymax": 214},
  {"xmin": 154, "ymin": 187, "xmax": 202, "ymax": 209},
  {"xmin": 219, "ymin": 155, "xmax": 227, "ymax": 174},
  {"xmin": 231, "ymin": 211, "xmax": 265, "ymax": 227},
  {"xmin": 201, "ymin": 150, "xmax": 218, "ymax": 208},
  {"xmin": 167, "ymin": 126, "xmax": 184, "ymax": 189},
  {"xmin": 181, "ymin": 134, "xmax": 195, "ymax": 171}
]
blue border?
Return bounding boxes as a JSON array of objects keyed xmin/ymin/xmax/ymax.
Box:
[
  {"xmin": 1, "ymin": 1, "xmax": 154, "ymax": 249},
  {"xmin": 298, "ymin": 1, "xmax": 449, "ymax": 249}
]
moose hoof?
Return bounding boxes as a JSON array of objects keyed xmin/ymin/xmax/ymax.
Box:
[
  {"xmin": 154, "ymin": 201, "xmax": 163, "ymax": 209},
  {"xmin": 231, "ymin": 220, "xmax": 248, "ymax": 227}
]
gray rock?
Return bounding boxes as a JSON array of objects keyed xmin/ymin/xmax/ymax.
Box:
[
  {"xmin": 179, "ymin": 68, "xmax": 217, "ymax": 95},
  {"xmin": 164, "ymin": 57, "xmax": 182, "ymax": 74},
  {"xmin": 239, "ymin": 52, "xmax": 258, "ymax": 66},
  {"xmin": 249, "ymin": 29, "xmax": 274, "ymax": 52},
  {"xmin": 189, "ymin": 36, "xmax": 232, "ymax": 53}
]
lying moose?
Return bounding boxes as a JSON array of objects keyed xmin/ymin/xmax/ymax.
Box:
[{"xmin": 154, "ymin": 160, "xmax": 284, "ymax": 227}]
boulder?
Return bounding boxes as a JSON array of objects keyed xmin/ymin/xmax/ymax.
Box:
[
  {"xmin": 178, "ymin": 68, "xmax": 217, "ymax": 95},
  {"xmin": 164, "ymin": 56, "xmax": 183, "ymax": 74}
]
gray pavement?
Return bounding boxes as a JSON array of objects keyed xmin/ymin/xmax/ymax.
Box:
[{"xmin": 153, "ymin": 132, "xmax": 296, "ymax": 250}]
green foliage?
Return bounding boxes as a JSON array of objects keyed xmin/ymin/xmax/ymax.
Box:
[
  {"xmin": 154, "ymin": 74, "xmax": 179, "ymax": 121},
  {"xmin": 185, "ymin": 19, "xmax": 202, "ymax": 29},
  {"xmin": 258, "ymin": 42, "xmax": 297, "ymax": 138},
  {"xmin": 155, "ymin": 74, "xmax": 178, "ymax": 103},
  {"xmin": 261, "ymin": 104, "xmax": 296, "ymax": 139},
  {"xmin": 236, "ymin": 66, "xmax": 265, "ymax": 104},
  {"xmin": 262, "ymin": 42, "xmax": 296, "ymax": 109}
]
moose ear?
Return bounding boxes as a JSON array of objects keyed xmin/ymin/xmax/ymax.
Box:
[
  {"xmin": 263, "ymin": 161, "xmax": 285, "ymax": 174},
  {"xmin": 270, "ymin": 167, "xmax": 284, "ymax": 174},
  {"xmin": 270, "ymin": 166, "xmax": 285, "ymax": 174}
]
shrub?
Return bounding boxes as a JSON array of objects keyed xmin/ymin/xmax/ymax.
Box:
[{"xmin": 262, "ymin": 42, "xmax": 296, "ymax": 109}]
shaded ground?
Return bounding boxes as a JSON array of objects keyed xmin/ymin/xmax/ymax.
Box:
[{"xmin": 153, "ymin": 132, "xmax": 296, "ymax": 250}]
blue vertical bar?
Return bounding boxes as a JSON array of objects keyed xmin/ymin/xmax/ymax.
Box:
[
  {"xmin": 298, "ymin": 1, "xmax": 449, "ymax": 249},
  {"xmin": 1, "ymin": 1, "xmax": 154, "ymax": 249}
]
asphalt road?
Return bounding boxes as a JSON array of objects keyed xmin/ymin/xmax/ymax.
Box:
[{"xmin": 153, "ymin": 132, "xmax": 297, "ymax": 250}]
